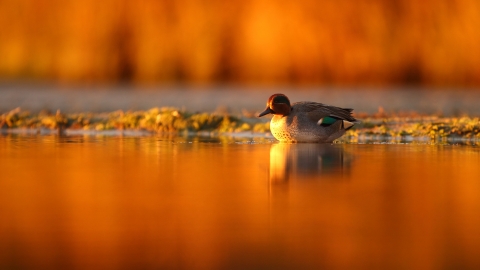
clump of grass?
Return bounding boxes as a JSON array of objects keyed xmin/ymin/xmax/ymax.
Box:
[
  {"xmin": 0, "ymin": 107, "xmax": 271, "ymax": 135},
  {"xmin": 2, "ymin": 108, "xmax": 479, "ymax": 141},
  {"xmin": 345, "ymin": 115, "xmax": 480, "ymax": 140}
]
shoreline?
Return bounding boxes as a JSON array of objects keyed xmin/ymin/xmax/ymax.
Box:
[{"xmin": 2, "ymin": 106, "xmax": 479, "ymax": 145}]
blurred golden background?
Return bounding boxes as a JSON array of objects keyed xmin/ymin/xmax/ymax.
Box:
[{"xmin": 1, "ymin": 0, "xmax": 480, "ymax": 86}]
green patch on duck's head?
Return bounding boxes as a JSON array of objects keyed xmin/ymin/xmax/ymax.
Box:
[
  {"xmin": 258, "ymin": 94, "xmax": 292, "ymax": 117},
  {"xmin": 269, "ymin": 94, "xmax": 291, "ymax": 107}
]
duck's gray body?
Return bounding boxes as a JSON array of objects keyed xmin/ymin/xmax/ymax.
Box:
[{"xmin": 268, "ymin": 101, "xmax": 356, "ymax": 143}]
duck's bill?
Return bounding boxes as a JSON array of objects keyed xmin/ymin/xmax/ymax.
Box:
[{"xmin": 258, "ymin": 107, "xmax": 273, "ymax": 117}]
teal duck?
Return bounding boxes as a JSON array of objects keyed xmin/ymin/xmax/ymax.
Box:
[{"xmin": 258, "ymin": 93, "xmax": 356, "ymax": 142}]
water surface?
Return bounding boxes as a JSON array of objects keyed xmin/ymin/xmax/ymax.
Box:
[{"xmin": 1, "ymin": 135, "xmax": 480, "ymax": 269}]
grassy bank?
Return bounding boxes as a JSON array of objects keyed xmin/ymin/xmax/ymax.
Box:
[
  {"xmin": 2, "ymin": 108, "xmax": 480, "ymax": 143},
  {"xmin": 0, "ymin": 107, "xmax": 270, "ymax": 135}
]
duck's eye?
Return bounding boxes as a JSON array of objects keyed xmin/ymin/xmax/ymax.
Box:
[{"xmin": 273, "ymin": 95, "xmax": 290, "ymax": 105}]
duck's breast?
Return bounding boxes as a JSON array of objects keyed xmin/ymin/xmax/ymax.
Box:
[{"xmin": 270, "ymin": 115, "xmax": 297, "ymax": 142}]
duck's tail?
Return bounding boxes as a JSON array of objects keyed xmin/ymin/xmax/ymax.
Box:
[{"xmin": 342, "ymin": 120, "xmax": 355, "ymax": 130}]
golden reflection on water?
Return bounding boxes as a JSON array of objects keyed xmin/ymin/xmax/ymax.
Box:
[
  {"xmin": 269, "ymin": 143, "xmax": 351, "ymax": 183},
  {"xmin": 1, "ymin": 135, "xmax": 480, "ymax": 269}
]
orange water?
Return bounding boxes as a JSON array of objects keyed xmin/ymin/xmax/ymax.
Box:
[{"xmin": 1, "ymin": 135, "xmax": 480, "ymax": 269}]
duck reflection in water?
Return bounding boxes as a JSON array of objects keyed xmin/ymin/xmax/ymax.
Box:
[{"xmin": 269, "ymin": 143, "xmax": 352, "ymax": 183}]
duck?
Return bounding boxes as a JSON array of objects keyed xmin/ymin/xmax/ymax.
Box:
[{"xmin": 258, "ymin": 93, "xmax": 357, "ymax": 143}]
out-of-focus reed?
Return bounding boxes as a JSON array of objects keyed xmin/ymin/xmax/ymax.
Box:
[{"xmin": 1, "ymin": 0, "xmax": 479, "ymax": 86}]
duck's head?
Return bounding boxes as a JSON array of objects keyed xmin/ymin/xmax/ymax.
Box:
[{"xmin": 258, "ymin": 94, "xmax": 292, "ymax": 117}]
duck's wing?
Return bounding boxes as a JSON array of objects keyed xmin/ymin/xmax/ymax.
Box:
[{"xmin": 294, "ymin": 102, "xmax": 356, "ymax": 123}]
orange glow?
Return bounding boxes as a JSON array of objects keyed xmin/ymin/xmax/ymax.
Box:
[{"xmin": 1, "ymin": 0, "xmax": 480, "ymax": 86}]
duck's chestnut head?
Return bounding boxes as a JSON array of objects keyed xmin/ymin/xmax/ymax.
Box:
[{"xmin": 258, "ymin": 94, "xmax": 292, "ymax": 117}]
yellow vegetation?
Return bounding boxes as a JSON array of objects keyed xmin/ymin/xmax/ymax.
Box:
[{"xmin": 2, "ymin": 108, "xmax": 480, "ymax": 143}]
